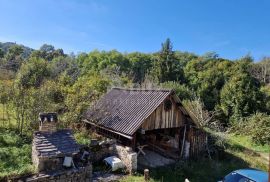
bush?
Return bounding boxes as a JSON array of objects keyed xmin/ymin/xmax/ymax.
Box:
[
  {"xmin": 74, "ymin": 131, "xmax": 91, "ymax": 146},
  {"xmin": 245, "ymin": 113, "xmax": 270, "ymax": 145}
]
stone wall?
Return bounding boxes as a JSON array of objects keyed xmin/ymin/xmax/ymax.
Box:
[
  {"xmin": 32, "ymin": 143, "xmax": 39, "ymax": 170},
  {"xmin": 32, "ymin": 139, "xmax": 65, "ymax": 172},
  {"xmin": 39, "ymin": 121, "xmax": 57, "ymax": 132},
  {"xmin": 90, "ymin": 142, "xmax": 137, "ymax": 173},
  {"xmin": 112, "ymin": 144, "xmax": 137, "ymax": 173},
  {"xmin": 24, "ymin": 165, "xmax": 92, "ymax": 182}
]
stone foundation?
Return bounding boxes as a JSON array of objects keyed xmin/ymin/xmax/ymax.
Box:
[
  {"xmin": 91, "ymin": 142, "xmax": 137, "ymax": 173},
  {"xmin": 112, "ymin": 145, "xmax": 137, "ymax": 173},
  {"xmin": 32, "ymin": 144, "xmax": 65, "ymax": 172},
  {"xmin": 25, "ymin": 165, "xmax": 92, "ymax": 182},
  {"xmin": 33, "ymin": 156, "xmax": 65, "ymax": 172}
]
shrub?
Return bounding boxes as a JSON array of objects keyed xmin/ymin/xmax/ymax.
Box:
[{"xmin": 244, "ymin": 113, "xmax": 270, "ymax": 145}]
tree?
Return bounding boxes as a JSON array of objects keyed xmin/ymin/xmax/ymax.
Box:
[
  {"xmin": 202, "ymin": 52, "xmax": 219, "ymax": 61},
  {"xmin": 174, "ymin": 51, "xmax": 198, "ymax": 68},
  {"xmin": 0, "ymin": 48, "xmax": 4, "ymax": 58},
  {"xmin": 10, "ymin": 57, "xmax": 51, "ymax": 134},
  {"xmin": 126, "ymin": 52, "xmax": 152, "ymax": 84},
  {"xmin": 49, "ymin": 56, "xmax": 80, "ymax": 82},
  {"xmin": 260, "ymin": 85, "xmax": 270, "ymax": 113},
  {"xmin": 30, "ymin": 44, "xmax": 65, "ymax": 61},
  {"xmin": 250, "ymin": 57, "xmax": 270, "ymax": 84},
  {"xmin": 161, "ymin": 81, "xmax": 193, "ymax": 101},
  {"xmin": 3, "ymin": 45, "xmax": 24, "ymax": 72},
  {"xmin": 184, "ymin": 58, "xmax": 233, "ymax": 110},
  {"xmin": 16, "ymin": 57, "xmax": 50, "ymax": 89},
  {"xmin": 64, "ymin": 73, "xmax": 110, "ymax": 126},
  {"xmin": 151, "ymin": 38, "xmax": 184, "ymax": 83},
  {"xmin": 10, "ymin": 83, "xmax": 28, "ymax": 134},
  {"xmin": 0, "ymin": 82, "xmax": 12, "ymax": 126},
  {"xmin": 233, "ymin": 55, "xmax": 253, "ymax": 74},
  {"xmin": 219, "ymin": 73, "xmax": 264, "ymax": 124},
  {"xmin": 25, "ymin": 81, "xmax": 65, "ymax": 127},
  {"xmin": 183, "ymin": 97, "xmax": 219, "ymax": 129},
  {"xmin": 40, "ymin": 44, "xmax": 55, "ymax": 53}
]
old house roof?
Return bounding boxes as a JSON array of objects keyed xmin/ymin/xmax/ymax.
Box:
[
  {"xmin": 33, "ymin": 129, "xmax": 80, "ymax": 158},
  {"xmin": 84, "ymin": 88, "xmax": 193, "ymax": 137}
]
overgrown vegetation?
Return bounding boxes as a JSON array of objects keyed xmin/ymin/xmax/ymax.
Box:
[
  {"xmin": 0, "ymin": 39, "xmax": 269, "ymax": 179},
  {"xmin": 0, "ymin": 128, "xmax": 33, "ymax": 179}
]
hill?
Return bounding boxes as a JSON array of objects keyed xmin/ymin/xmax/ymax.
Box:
[{"xmin": 0, "ymin": 42, "xmax": 34, "ymax": 58}]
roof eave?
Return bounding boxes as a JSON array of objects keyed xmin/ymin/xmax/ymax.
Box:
[{"xmin": 83, "ymin": 119, "xmax": 133, "ymax": 140}]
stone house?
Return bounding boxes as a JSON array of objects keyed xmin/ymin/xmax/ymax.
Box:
[{"xmin": 29, "ymin": 112, "xmax": 92, "ymax": 182}]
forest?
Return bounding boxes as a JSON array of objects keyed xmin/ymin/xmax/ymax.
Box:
[{"xmin": 0, "ymin": 39, "xmax": 269, "ymax": 181}]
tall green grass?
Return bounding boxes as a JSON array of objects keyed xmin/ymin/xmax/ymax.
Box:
[
  {"xmin": 0, "ymin": 128, "xmax": 34, "ymax": 179},
  {"xmin": 228, "ymin": 134, "xmax": 270, "ymax": 153}
]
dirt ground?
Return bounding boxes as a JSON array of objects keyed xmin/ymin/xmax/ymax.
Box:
[{"xmin": 137, "ymin": 149, "xmax": 176, "ymax": 168}]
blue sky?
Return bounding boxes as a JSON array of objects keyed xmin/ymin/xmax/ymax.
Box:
[{"xmin": 0, "ymin": 0, "xmax": 269, "ymax": 60}]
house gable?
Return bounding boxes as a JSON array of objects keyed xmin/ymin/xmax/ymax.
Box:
[{"xmin": 141, "ymin": 95, "xmax": 186, "ymax": 131}]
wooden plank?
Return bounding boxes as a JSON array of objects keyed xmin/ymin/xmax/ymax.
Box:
[
  {"xmin": 152, "ymin": 110, "xmax": 156, "ymax": 130},
  {"xmin": 156, "ymin": 105, "xmax": 160, "ymax": 129},
  {"xmin": 172, "ymin": 103, "xmax": 176, "ymax": 127},
  {"xmin": 162, "ymin": 103, "xmax": 165, "ymax": 128},
  {"xmin": 158, "ymin": 104, "xmax": 162, "ymax": 128},
  {"xmin": 169, "ymin": 108, "xmax": 172, "ymax": 128}
]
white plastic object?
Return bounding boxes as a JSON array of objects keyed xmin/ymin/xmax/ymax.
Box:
[{"xmin": 103, "ymin": 156, "xmax": 125, "ymax": 171}]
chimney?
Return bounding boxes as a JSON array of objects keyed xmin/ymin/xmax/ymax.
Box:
[{"xmin": 39, "ymin": 112, "xmax": 58, "ymax": 132}]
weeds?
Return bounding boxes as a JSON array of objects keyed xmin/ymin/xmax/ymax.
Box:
[{"xmin": 0, "ymin": 128, "xmax": 34, "ymax": 179}]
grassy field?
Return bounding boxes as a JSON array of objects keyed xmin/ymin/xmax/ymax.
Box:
[{"xmin": 228, "ymin": 134, "xmax": 270, "ymax": 153}]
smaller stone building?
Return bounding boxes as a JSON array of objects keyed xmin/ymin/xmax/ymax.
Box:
[
  {"xmin": 32, "ymin": 129, "xmax": 80, "ymax": 172},
  {"xmin": 32, "ymin": 113, "xmax": 80, "ymax": 172},
  {"xmin": 28, "ymin": 113, "xmax": 92, "ymax": 182}
]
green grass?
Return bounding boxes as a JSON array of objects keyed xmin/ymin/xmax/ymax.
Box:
[
  {"xmin": 225, "ymin": 134, "xmax": 269, "ymax": 172},
  {"xmin": 0, "ymin": 105, "xmax": 34, "ymax": 179},
  {"xmin": 0, "ymin": 104, "xmax": 17, "ymax": 129},
  {"xmin": 0, "ymin": 128, "xmax": 34, "ymax": 179},
  {"xmin": 120, "ymin": 174, "xmax": 152, "ymax": 182},
  {"xmin": 228, "ymin": 134, "xmax": 270, "ymax": 153}
]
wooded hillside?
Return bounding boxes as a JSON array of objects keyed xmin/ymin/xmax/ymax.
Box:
[{"xmin": 0, "ymin": 39, "xmax": 269, "ymax": 139}]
